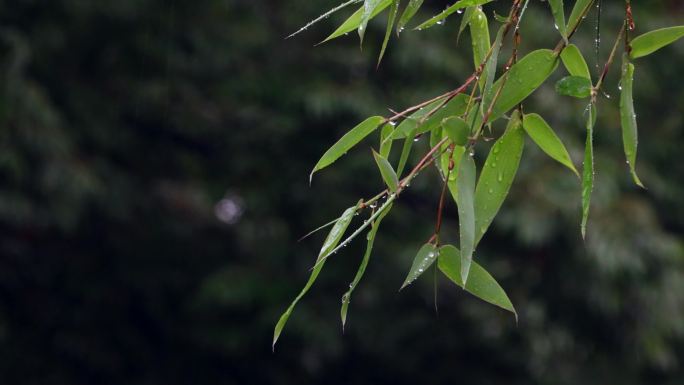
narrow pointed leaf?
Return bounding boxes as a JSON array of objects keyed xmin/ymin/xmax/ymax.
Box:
[
  {"xmin": 567, "ymin": 0, "xmax": 593, "ymax": 33},
  {"xmin": 273, "ymin": 204, "xmax": 359, "ymax": 348},
  {"xmin": 372, "ymin": 149, "xmax": 399, "ymax": 192},
  {"xmin": 396, "ymin": 0, "xmax": 424, "ymax": 34},
  {"xmin": 341, "ymin": 202, "xmax": 392, "ymax": 329},
  {"xmin": 469, "ymin": 7, "xmax": 490, "ymax": 89},
  {"xmin": 379, "ymin": 123, "xmax": 394, "ymax": 158},
  {"xmin": 480, "ymin": 24, "xmax": 505, "ymax": 119},
  {"xmin": 457, "ymin": 6, "xmax": 475, "ymax": 43},
  {"xmin": 486, "ymin": 49, "xmax": 559, "ymax": 122},
  {"xmin": 442, "ymin": 116, "xmax": 470, "ymax": 146},
  {"xmin": 438, "ymin": 245, "xmax": 516, "ymax": 317},
  {"xmin": 396, "ymin": 126, "xmax": 416, "ymax": 177},
  {"xmin": 456, "ymin": 151, "xmax": 476, "ymax": 284},
  {"xmin": 322, "ymin": 0, "xmax": 393, "ymax": 43},
  {"xmin": 630, "ymin": 26, "xmax": 684, "ymax": 59},
  {"xmin": 413, "ymin": 0, "xmax": 493, "ymax": 31},
  {"xmin": 287, "ymin": 0, "xmax": 361, "ymax": 39},
  {"xmin": 311, "ymin": 116, "xmax": 385, "ymax": 181},
  {"xmin": 378, "ymin": 0, "xmax": 400, "ymax": 66},
  {"xmin": 359, "ymin": 0, "xmax": 384, "ymax": 45},
  {"xmin": 619, "ymin": 54, "xmax": 644, "ymax": 188},
  {"xmin": 523, "ymin": 113, "xmax": 579, "ymax": 177},
  {"xmin": 555, "ymin": 75, "xmax": 592, "ymax": 98},
  {"xmin": 561, "ymin": 44, "xmax": 591, "ymax": 80},
  {"xmin": 474, "ymin": 111, "xmax": 524, "ymax": 245},
  {"xmin": 548, "ymin": 0, "xmax": 567, "ymax": 42},
  {"xmin": 581, "ymin": 104, "xmax": 597, "ymax": 239},
  {"xmin": 392, "ymin": 93, "xmax": 470, "ymax": 139},
  {"xmin": 400, "ymin": 243, "xmax": 438, "ymax": 289}
]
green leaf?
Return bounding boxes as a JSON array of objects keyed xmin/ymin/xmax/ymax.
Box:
[
  {"xmin": 379, "ymin": 123, "xmax": 394, "ymax": 158},
  {"xmin": 481, "ymin": 24, "xmax": 505, "ymax": 118},
  {"xmin": 322, "ymin": 0, "xmax": 393, "ymax": 43},
  {"xmin": 273, "ymin": 204, "xmax": 359, "ymax": 349},
  {"xmin": 548, "ymin": 0, "xmax": 567, "ymax": 42},
  {"xmin": 400, "ymin": 243, "xmax": 439, "ymax": 289},
  {"xmin": 413, "ymin": 0, "xmax": 493, "ymax": 31},
  {"xmin": 581, "ymin": 104, "xmax": 597, "ymax": 239},
  {"xmin": 486, "ymin": 49, "xmax": 559, "ymax": 122},
  {"xmin": 396, "ymin": 0, "xmax": 424, "ymax": 34},
  {"xmin": 619, "ymin": 54, "xmax": 644, "ymax": 188},
  {"xmin": 630, "ymin": 26, "xmax": 684, "ymax": 59},
  {"xmin": 287, "ymin": 0, "xmax": 362, "ymax": 39},
  {"xmin": 456, "ymin": 151, "xmax": 476, "ymax": 284},
  {"xmin": 437, "ymin": 244, "xmax": 516, "ymax": 317},
  {"xmin": 522, "ymin": 113, "xmax": 579, "ymax": 177},
  {"xmin": 341, "ymin": 202, "xmax": 392, "ymax": 329},
  {"xmin": 567, "ymin": 0, "xmax": 593, "ymax": 33},
  {"xmin": 474, "ymin": 111, "xmax": 524, "ymax": 245},
  {"xmin": 457, "ymin": 6, "xmax": 475, "ymax": 43},
  {"xmin": 396, "ymin": 126, "xmax": 416, "ymax": 177},
  {"xmin": 311, "ymin": 116, "xmax": 385, "ymax": 182},
  {"xmin": 377, "ymin": 0, "xmax": 400, "ymax": 66},
  {"xmin": 372, "ymin": 149, "xmax": 399, "ymax": 192},
  {"xmin": 469, "ymin": 7, "xmax": 490, "ymax": 89},
  {"xmin": 359, "ymin": 0, "xmax": 384, "ymax": 44},
  {"xmin": 392, "ymin": 93, "xmax": 470, "ymax": 139},
  {"xmin": 555, "ymin": 75, "xmax": 592, "ymax": 98},
  {"xmin": 561, "ymin": 44, "xmax": 591, "ymax": 80},
  {"xmin": 442, "ymin": 116, "xmax": 470, "ymax": 146}
]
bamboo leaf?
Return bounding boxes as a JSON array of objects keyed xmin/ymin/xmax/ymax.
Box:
[
  {"xmin": 619, "ymin": 54, "xmax": 644, "ymax": 188},
  {"xmin": 548, "ymin": 0, "xmax": 567, "ymax": 42},
  {"xmin": 287, "ymin": 0, "xmax": 362, "ymax": 39},
  {"xmin": 322, "ymin": 0, "xmax": 393, "ymax": 44},
  {"xmin": 555, "ymin": 75, "xmax": 592, "ymax": 98},
  {"xmin": 486, "ymin": 49, "xmax": 559, "ymax": 122},
  {"xmin": 396, "ymin": 0, "xmax": 424, "ymax": 34},
  {"xmin": 522, "ymin": 113, "xmax": 579, "ymax": 177},
  {"xmin": 372, "ymin": 149, "xmax": 400, "ymax": 192},
  {"xmin": 469, "ymin": 7, "xmax": 490, "ymax": 90},
  {"xmin": 442, "ymin": 116, "xmax": 470, "ymax": 146},
  {"xmin": 474, "ymin": 111, "xmax": 524, "ymax": 245},
  {"xmin": 397, "ymin": 126, "xmax": 416, "ymax": 177},
  {"xmin": 437, "ymin": 244, "xmax": 516, "ymax": 317},
  {"xmin": 392, "ymin": 93, "xmax": 470, "ymax": 139},
  {"xmin": 456, "ymin": 151, "xmax": 476, "ymax": 284},
  {"xmin": 311, "ymin": 116, "xmax": 386, "ymax": 182},
  {"xmin": 567, "ymin": 0, "xmax": 593, "ymax": 33},
  {"xmin": 630, "ymin": 26, "xmax": 684, "ymax": 60},
  {"xmin": 378, "ymin": 0, "xmax": 400, "ymax": 66},
  {"xmin": 400, "ymin": 243, "xmax": 439, "ymax": 289},
  {"xmin": 581, "ymin": 104, "xmax": 597, "ymax": 239},
  {"xmin": 413, "ymin": 0, "xmax": 493, "ymax": 31},
  {"xmin": 273, "ymin": 204, "xmax": 359, "ymax": 349},
  {"xmin": 379, "ymin": 123, "xmax": 394, "ymax": 158},
  {"xmin": 457, "ymin": 6, "xmax": 475, "ymax": 43},
  {"xmin": 359, "ymin": 0, "xmax": 385, "ymax": 44},
  {"xmin": 560, "ymin": 44, "xmax": 591, "ymax": 80}
]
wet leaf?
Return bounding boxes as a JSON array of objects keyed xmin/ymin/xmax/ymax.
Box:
[
  {"xmin": 437, "ymin": 245, "xmax": 516, "ymax": 317},
  {"xmin": 619, "ymin": 54, "xmax": 644, "ymax": 188},
  {"xmin": 377, "ymin": 0, "xmax": 400, "ymax": 66},
  {"xmin": 561, "ymin": 44, "xmax": 591, "ymax": 80},
  {"xmin": 581, "ymin": 104, "xmax": 597, "ymax": 239},
  {"xmin": 311, "ymin": 116, "xmax": 385, "ymax": 182},
  {"xmin": 555, "ymin": 75, "xmax": 592, "ymax": 98},
  {"xmin": 456, "ymin": 151, "xmax": 476, "ymax": 284},
  {"xmin": 630, "ymin": 26, "xmax": 684, "ymax": 60},
  {"xmin": 392, "ymin": 93, "xmax": 470, "ymax": 139},
  {"xmin": 457, "ymin": 6, "xmax": 475, "ymax": 43},
  {"xmin": 396, "ymin": 126, "xmax": 417, "ymax": 177},
  {"xmin": 359, "ymin": 0, "xmax": 384, "ymax": 44},
  {"xmin": 372, "ymin": 149, "xmax": 399, "ymax": 192},
  {"xmin": 548, "ymin": 0, "xmax": 567, "ymax": 42},
  {"xmin": 396, "ymin": 0, "xmax": 424, "ymax": 34},
  {"xmin": 379, "ymin": 123, "xmax": 394, "ymax": 158},
  {"xmin": 287, "ymin": 0, "xmax": 362, "ymax": 39},
  {"xmin": 522, "ymin": 113, "xmax": 579, "ymax": 177},
  {"xmin": 469, "ymin": 7, "xmax": 490, "ymax": 89},
  {"xmin": 474, "ymin": 111, "xmax": 524, "ymax": 245},
  {"xmin": 487, "ymin": 49, "xmax": 559, "ymax": 122},
  {"xmin": 322, "ymin": 0, "xmax": 393, "ymax": 43},
  {"xmin": 273, "ymin": 204, "xmax": 360, "ymax": 348},
  {"xmin": 413, "ymin": 0, "xmax": 493, "ymax": 31},
  {"xmin": 567, "ymin": 0, "xmax": 593, "ymax": 33},
  {"xmin": 442, "ymin": 116, "xmax": 470, "ymax": 146},
  {"xmin": 400, "ymin": 243, "xmax": 439, "ymax": 289}
]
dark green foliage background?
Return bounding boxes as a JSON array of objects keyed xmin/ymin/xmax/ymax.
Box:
[{"xmin": 0, "ymin": 0, "xmax": 683, "ymax": 384}]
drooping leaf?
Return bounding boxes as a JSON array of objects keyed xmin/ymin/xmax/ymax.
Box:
[
  {"xmin": 442, "ymin": 116, "xmax": 470, "ymax": 146},
  {"xmin": 469, "ymin": 7, "xmax": 490, "ymax": 89},
  {"xmin": 442, "ymin": 145, "xmax": 466, "ymax": 203},
  {"xmin": 359, "ymin": 0, "xmax": 384, "ymax": 44},
  {"xmin": 311, "ymin": 116, "xmax": 386, "ymax": 182},
  {"xmin": 456, "ymin": 151, "xmax": 476, "ymax": 284},
  {"xmin": 581, "ymin": 103, "xmax": 597, "ymax": 239},
  {"xmin": 287, "ymin": 0, "xmax": 362, "ymax": 39},
  {"xmin": 341, "ymin": 202, "xmax": 392, "ymax": 329},
  {"xmin": 486, "ymin": 49, "xmax": 559, "ymax": 122},
  {"xmin": 548, "ymin": 0, "xmax": 568, "ymax": 42},
  {"xmin": 474, "ymin": 110, "xmax": 524, "ymax": 245},
  {"xmin": 322, "ymin": 0, "xmax": 393, "ymax": 43},
  {"xmin": 522, "ymin": 113, "xmax": 579, "ymax": 177},
  {"xmin": 378, "ymin": 0, "xmax": 400, "ymax": 66},
  {"xmin": 560, "ymin": 44, "xmax": 591, "ymax": 80},
  {"xmin": 396, "ymin": 0, "xmax": 424, "ymax": 34},
  {"xmin": 413, "ymin": 0, "xmax": 493, "ymax": 31},
  {"xmin": 400, "ymin": 243, "xmax": 439, "ymax": 289},
  {"xmin": 619, "ymin": 54, "xmax": 644, "ymax": 188},
  {"xmin": 457, "ymin": 6, "xmax": 475, "ymax": 43},
  {"xmin": 372, "ymin": 149, "xmax": 399, "ymax": 192},
  {"xmin": 392, "ymin": 93, "xmax": 470, "ymax": 139},
  {"xmin": 630, "ymin": 26, "xmax": 684, "ymax": 60},
  {"xmin": 396, "ymin": 126, "xmax": 416, "ymax": 177},
  {"xmin": 555, "ymin": 75, "xmax": 592, "ymax": 98},
  {"xmin": 567, "ymin": 0, "xmax": 594, "ymax": 33},
  {"xmin": 437, "ymin": 244, "xmax": 516, "ymax": 317},
  {"xmin": 480, "ymin": 24, "xmax": 505, "ymax": 119},
  {"xmin": 273, "ymin": 204, "xmax": 359, "ymax": 348},
  {"xmin": 379, "ymin": 123, "xmax": 394, "ymax": 158}
]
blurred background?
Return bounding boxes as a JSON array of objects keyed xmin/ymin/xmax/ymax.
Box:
[{"xmin": 1, "ymin": 0, "xmax": 683, "ymax": 384}]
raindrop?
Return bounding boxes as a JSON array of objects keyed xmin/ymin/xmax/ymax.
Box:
[
  {"xmin": 497, "ymin": 172, "xmax": 503, "ymax": 182},
  {"xmin": 418, "ymin": 268, "xmax": 424, "ymax": 273},
  {"xmin": 456, "ymin": 9, "xmax": 463, "ymax": 14}
]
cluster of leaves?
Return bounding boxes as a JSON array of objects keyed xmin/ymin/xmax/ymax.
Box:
[{"xmin": 274, "ymin": 0, "xmax": 684, "ymax": 347}]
